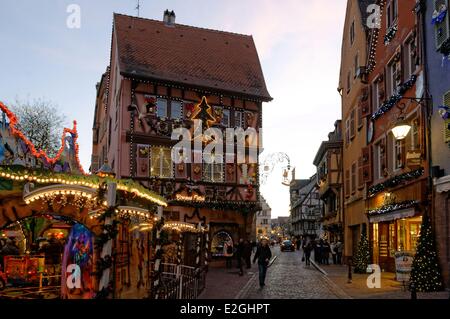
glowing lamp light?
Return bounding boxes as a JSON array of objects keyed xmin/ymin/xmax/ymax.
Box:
[{"xmin": 391, "ymin": 118, "xmax": 411, "ymax": 140}]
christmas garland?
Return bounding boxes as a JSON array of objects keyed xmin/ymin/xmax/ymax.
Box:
[
  {"xmin": 371, "ymin": 75, "xmax": 417, "ymax": 121},
  {"xmin": 204, "ymin": 231, "xmax": 209, "ymax": 267},
  {"xmin": 438, "ymin": 37, "xmax": 450, "ymax": 57},
  {"xmin": 384, "ymin": 24, "xmax": 398, "ymax": 45},
  {"xmin": 367, "ymin": 200, "xmax": 420, "ymax": 216},
  {"xmin": 368, "ymin": 168, "xmax": 424, "ymax": 196},
  {"xmin": 151, "ymin": 217, "xmax": 165, "ymax": 299},
  {"xmin": 94, "ymin": 205, "xmax": 119, "ymax": 299}
]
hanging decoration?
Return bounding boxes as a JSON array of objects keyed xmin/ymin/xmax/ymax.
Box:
[
  {"xmin": 432, "ymin": 4, "xmax": 447, "ymax": 25},
  {"xmin": 191, "ymin": 96, "xmax": 216, "ymax": 131},
  {"xmin": 0, "ymin": 166, "xmax": 167, "ymax": 206},
  {"xmin": 0, "ymin": 101, "xmax": 86, "ymax": 174},
  {"xmin": 384, "ymin": 24, "xmax": 398, "ymax": 45},
  {"xmin": 162, "ymin": 221, "xmax": 205, "ymax": 233},
  {"xmin": 438, "ymin": 38, "xmax": 450, "ymax": 66},
  {"xmin": 367, "ymin": 200, "xmax": 420, "ymax": 216},
  {"xmin": 151, "ymin": 217, "xmax": 164, "ymax": 299},
  {"xmin": 204, "ymin": 228, "xmax": 209, "ymax": 267},
  {"xmin": 94, "ymin": 205, "xmax": 120, "ymax": 299},
  {"xmin": 371, "ymin": 75, "xmax": 418, "ymax": 120},
  {"xmin": 368, "ymin": 168, "xmax": 424, "ymax": 197},
  {"xmin": 176, "ymin": 232, "xmax": 183, "ymax": 265},
  {"xmin": 438, "ymin": 105, "xmax": 450, "ymax": 120},
  {"xmin": 195, "ymin": 224, "xmax": 201, "ymax": 268}
]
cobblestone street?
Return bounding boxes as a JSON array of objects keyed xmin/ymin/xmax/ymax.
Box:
[{"xmin": 235, "ymin": 247, "xmax": 349, "ymax": 299}]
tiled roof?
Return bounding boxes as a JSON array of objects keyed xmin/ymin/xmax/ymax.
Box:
[{"xmin": 113, "ymin": 13, "xmax": 272, "ymax": 101}]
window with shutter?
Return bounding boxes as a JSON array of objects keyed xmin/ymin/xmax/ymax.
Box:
[
  {"xmin": 351, "ymin": 162, "xmax": 357, "ymax": 193},
  {"xmin": 350, "ymin": 109, "xmax": 356, "ymax": 138},
  {"xmin": 444, "ymin": 91, "xmax": 450, "ymax": 142},
  {"xmin": 345, "ymin": 118, "xmax": 351, "ymax": 145},
  {"xmin": 435, "ymin": 0, "xmax": 450, "ymax": 49},
  {"xmin": 345, "ymin": 169, "xmax": 350, "ymax": 197},
  {"xmin": 372, "ymin": 81, "xmax": 379, "ymax": 111},
  {"xmin": 362, "ymin": 146, "xmax": 373, "ymax": 183},
  {"xmin": 357, "ymin": 104, "xmax": 363, "ymax": 129},
  {"xmin": 91, "ymin": 155, "xmax": 99, "ymax": 173},
  {"xmin": 360, "ymin": 86, "xmax": 371, "ymax": 117},
  {"xmin": 358, "ymin": 156, "xmax": 364, "ymax": 189}
]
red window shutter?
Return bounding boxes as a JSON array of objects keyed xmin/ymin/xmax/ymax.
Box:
[{"xmin": 345, "ymin": 169, "xmax": 350, "ymax": 197}]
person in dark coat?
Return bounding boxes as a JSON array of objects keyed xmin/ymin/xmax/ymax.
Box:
[
  {"xmin": 322, "ymin": 240, "xmax": 331, "ymax": 265},
  {"xmin": 236, "ymin": 238, "xmax": 244, "ymax": 276},
  {"xmin": 242, "ymin": 239, "xmax": 252, "ymax": 269},
  {"xmin": 303, "ymin": 241, "xmax": 312, "ymax": 266},
  {"xmin": 313, "ymin": 240, "xmax": 321, "ymax": 263},
  {"xmin": 253, "ymin": 238, "xmax": 272, "ymax": 288}
]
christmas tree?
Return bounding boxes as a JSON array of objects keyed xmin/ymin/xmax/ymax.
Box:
[
  {"xmin": 410, "ymin": 213, "xmax": 443, "ymax": 292},
  {"xmin": 353, "ymin": 227, "xmax": 370, "ymax": 274}
]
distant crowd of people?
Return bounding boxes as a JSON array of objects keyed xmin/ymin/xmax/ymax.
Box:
[{"xmin": 301, "ymin": 238, "xmax": 343, "ymax": 266}]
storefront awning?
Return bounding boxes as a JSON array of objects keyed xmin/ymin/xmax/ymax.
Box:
[{"xmin": 369, "ymin": 208, "xmax": 416, "ymax": 223}]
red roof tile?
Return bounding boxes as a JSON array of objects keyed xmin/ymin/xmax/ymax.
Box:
[{"xmin": 113, "ymin": 13, "xmax": 272, "ymax": 101}]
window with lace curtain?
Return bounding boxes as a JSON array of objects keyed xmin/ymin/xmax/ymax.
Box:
[{"xmin": 150, "ymin": 146, "xmax": 173, "ymax": 178}]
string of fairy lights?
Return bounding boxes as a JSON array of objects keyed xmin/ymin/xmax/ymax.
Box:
[{"xmin": 0, "ymin": 167, "xmax": 167, "ymax": 207}]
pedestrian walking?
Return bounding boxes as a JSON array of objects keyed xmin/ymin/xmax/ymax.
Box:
[
  {"xmin": 296, "ymin": 238, "xmax": 301, "ymax": 251},
  {"xmin": 331, "ymin": 241, "xmax": 337, "ymax": 265},
  {"xmin": 236, "ymin": 238, "xmax": 244, "ymax": 276},
  {"xmin": 303, "ymin": 241, "xmax": 312, "ymax": 266},
  {"xmin": 335, "ymin": 239, "xmax": 343, "ymax": 265},
  {"xmin": 243, "ymin": 239, "xmax": 252, "ymax": 269},
  {"xmin": 224, "ymin": 240, "xmax": 233, "ymax": 269},
  {"xmin": 253, "ymin": 238, "xmax": 272, "ymax": 288},
  {"xmin": 322, "ymin": 240, "xmax": 330, "ymax": 265}
]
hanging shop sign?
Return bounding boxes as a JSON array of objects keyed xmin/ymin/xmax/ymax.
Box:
[
  {"xmin": 394, "ymin": 251, "xmax": 414, "ymax": 282},
  {"xmin": 406, "ymin": 150, "xmax": 422, "ymax": 169},
  {"xmin": 175, "ymin": 193, "xmax": 206, "ymax": 202}
]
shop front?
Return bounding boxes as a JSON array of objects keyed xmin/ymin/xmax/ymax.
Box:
[{"xmin": 367, "ymin": 180, "xmax": 427, "ymax": 274}]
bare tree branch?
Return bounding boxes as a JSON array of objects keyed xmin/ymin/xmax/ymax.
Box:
[{"xmin": 10, "ymin": 97, "xmax": 67, "ymax": 157}]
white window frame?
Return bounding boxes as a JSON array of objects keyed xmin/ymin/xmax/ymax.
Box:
[
  {"xmin": 234, "ymin": 110, "xmax": 243, "ymax": 128},
  {"xmin": 171, "ymin": 100, "xmax": 183, "ymax": 120},
  {"xmin": 404, "ymin": 34, "xmax": 417, "ymax": 80},
  {"xmin": 393, "ymin": 138, "xmax": 402, "ymax": 171},
  {"xmin": 150, "ymin": 146, "xmax": 173, "ymax": 178},
  {"xmin": 157, "ymin": 98, "xmax": 168, "ymax": 119},
  {"xmin": 222, "ymin": 108, "xmax": 230, "ymax": 127}
]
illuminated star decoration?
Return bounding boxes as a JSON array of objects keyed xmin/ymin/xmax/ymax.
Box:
[{"xmin": 192, "ymin": 96, "xmax": 216, "ymax": 131}]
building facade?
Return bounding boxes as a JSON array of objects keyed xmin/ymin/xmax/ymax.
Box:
[
  {"xmin": 289, "ymin": 175, "xmax": 322, "ymax": 239},
  {"xmin": 91, "ymin": 12, "xmax": 271, "ymax": 266},
  {"xmin": 313, "ymin": 120, "xmax": 344, "ymax": 243},
  {"xmin": 339, "ymin": 0, "xmax": 373, "ymax": 261},
  {"xmin": 364, "ymin": 0, "xmax": 430, "ymax": 272},
  {"xmin": 255, "ymin": 196, "xmax": 272, "ymax": 240},
  {"xmin": 271, "ymin": 216, "xmax": 290, "ymax": 241},
  {"xmin": 425, "ymin": 0, "xmax": 450, "ymax": 287}
]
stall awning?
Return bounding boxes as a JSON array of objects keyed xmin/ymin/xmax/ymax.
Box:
[{"xmin": 369, "ymin": 208, "xmax": 416, "ymax": 223}]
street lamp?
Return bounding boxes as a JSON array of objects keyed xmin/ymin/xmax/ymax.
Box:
[{"xmin": 391, "ymin": 117, "xmax": 411, "ymax": 140}]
